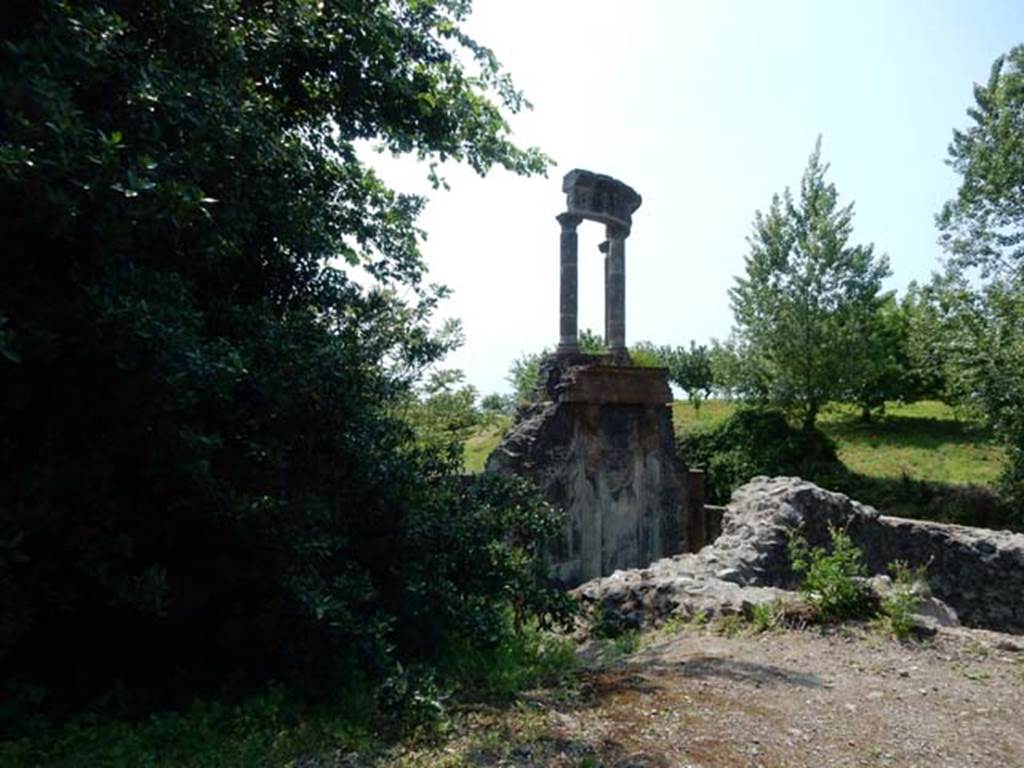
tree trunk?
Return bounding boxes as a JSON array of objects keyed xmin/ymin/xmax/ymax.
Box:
[{"xmin": 802, "ymin": 402, "xmax": 819, "ymax": 433}]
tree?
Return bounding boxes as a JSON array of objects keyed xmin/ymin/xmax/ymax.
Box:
[
  {"xmin": 505, "ymin": 328, "xmax": 608, "ymax": 404},
  {"xmin": 507, "ymin": 350, "xmax": 545, "ymax": 404},
  {"xmin": 899, "ymin": 281, "xmax": 948, "ymax": 402},
  {"xmin": 848, "ymin": 292, "xmax": 909, "ymax": 421},
  {"xmin": 936, "ymin": 44, "xmax": 1024, "ymax": 515},
  {"xmin": 402, "ymin": 368, "xmax": 482, "ymax": 454},
  {"xmin": 707, "ymin": 338, "xmax": 762, "ymax": 402},
  {"xmin": 480, "ymin": 392, "xmax": 515, "ymax": 417},
  {"xmin": 664, "ymin": 341, "xmax": 715, "ymax": 412},
  {"xmin": 729, "ymin": 139, "xmax": 891, "ymax": 431},
  {"xmin": 938, "ymin": 45, "xmax": 1024, "ymax": 276},
  {"xmin": 0, "ymin": 0, "xmax": 565, "ymax": 717}
]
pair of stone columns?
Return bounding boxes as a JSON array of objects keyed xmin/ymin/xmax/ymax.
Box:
[{"xmin": 557, "ymin": 213, "xmax": 627, "ymax": 355}]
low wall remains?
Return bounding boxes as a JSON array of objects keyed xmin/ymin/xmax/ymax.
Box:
[{"xmin": 577, "ymin": 476, "xmax": 1024, "ymax": 635}]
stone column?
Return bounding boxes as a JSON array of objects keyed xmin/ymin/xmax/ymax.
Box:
[
  {"xmin": 599, "ymin": 240, "xmax": 610, "ymax": 346},
  {"xmin": 557, "ymin": 213, "xmax": 581, "ymax": 353},
  {"xmin": 605, "ymin": 224, "xmax": 627, "ymax": 353}
]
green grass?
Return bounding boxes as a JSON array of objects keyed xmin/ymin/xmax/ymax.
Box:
[
  {"xmin": 817, "ymin": 401, "xmax": 1004, "ymax": 487},
  {"xmin": 0, "ymin": 689, "xmax": 374, "ymax": 768},
  {"xmin": 463, "ymin": 416, "xmax": 511, "ymax": 473},
  {"xmin": 672, "ymin": 399, "xmax": 1003, "ymax": 488},
  {"xmin": 671, "ymin": 399, "xmax": 737, "ymax": 436}
]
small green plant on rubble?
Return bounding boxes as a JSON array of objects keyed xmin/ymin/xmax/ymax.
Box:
[
  {"xmin": 788, "ymin": 525, "xmax": 873, "ymax": 621},
  {"xmin": 713, "ymin": 612, "xmax": 747, "ymax": 637},
  {"xmin": 747, "ymin": 600, "xmax": 784, "ymax": 633},
  {"xmin": 877, "ymin": 560, "xmax": 928, "ymax": 641}
]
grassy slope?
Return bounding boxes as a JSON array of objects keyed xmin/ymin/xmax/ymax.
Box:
[
  {"xmin": 673, "ymin": 399, "xmax": 1005, "ymax": 487},
  {"xmin": 463, "ymin": 417, "xmax": 512, "ymax": 473},
  {"xmin": 817, "ymin": 401, "xmax": 1004, "ymax": 487}
]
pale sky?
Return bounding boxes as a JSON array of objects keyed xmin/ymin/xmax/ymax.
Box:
[{"xmin": 367, "ymin": 0, "xmax": 1024, "ymax": 396}]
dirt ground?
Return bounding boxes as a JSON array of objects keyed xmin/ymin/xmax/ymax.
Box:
[{"xmin": 381, "ymin": 622, "xmax": 1024, "ymax": 768}]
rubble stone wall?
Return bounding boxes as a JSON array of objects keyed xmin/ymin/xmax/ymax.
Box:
[{"xmin": 577, "ymin": 477, "xmax": 1024, "ymax": 635}]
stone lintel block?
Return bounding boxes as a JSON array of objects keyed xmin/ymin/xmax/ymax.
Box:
[
  {"xmin": 562, "ymin": 168, "xmax": 642, "ymax": 231},
  {"xmin": 557, "ymin": 365, "xmax": 672, "ymax": 406}
]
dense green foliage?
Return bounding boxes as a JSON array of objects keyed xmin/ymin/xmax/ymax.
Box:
[
  {"xmin": 934, "ymin": 44, "xmax": 1024, "ymax": 518},
  {"xmin": 728, "ymin": 139, "xmax": 892, "ymax": 430},
  {"xmin": 0, "ymin": 621, "xmax": 577, "ymax": 766},
  {"xmin": 0, "ymin": 0, "xmax": 570, "ymax": 722},
  {"xmin": 480, "ymin": 391, "xmax": 515, "ymax": 416},
  {"xmin": 677, "ymin": 409, "xmax": 841, "ymax": 504},
  {"xmin": 938, "ymin": 45, "xmax": 1024, "ymax": 272},
  {"xmin": 401, "ymin": 365, "xmax": 482, "ymax": 452},
  {"xmin": 673, "ymin": 399, "xmax": 1012, "ymax": 527},
  {"xmin": 625, "ymin": 340, "xmax": 664, "ymax": 368},
  {"xmin": 506, "ymin": 350, "xmax": 544, "ymax": 404}
]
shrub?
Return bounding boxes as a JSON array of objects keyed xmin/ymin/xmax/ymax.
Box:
[
  {"xmin": 788, "ymin": 525, "xmax": 873, "ymax": 622},
  {"xmin": 678, "ymin": 408, "xmax": 842, "ymax": 503},
  {"xmin": 0, "ymin": 0, "xmax": 556, "ymax": 724}
]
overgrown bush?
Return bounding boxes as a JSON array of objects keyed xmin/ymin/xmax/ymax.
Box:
[
  {"xmin": 677, "ymin": 408, "xmax": 843, "ymax": 503},
  {"xmin": 0, "ymin": 0, "xmax": 561, "ymax": 725}
]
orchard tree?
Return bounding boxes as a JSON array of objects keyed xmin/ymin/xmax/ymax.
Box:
[
  {"xmin": 0, "ymin": 0, "xmax": 569, "ymax": 716},
  {"xmin": 848, "ymin": 292, "xmax": 911, "ymax": 421},
  {"xmin": 900, "ymin": 281, "xmax": 948, "ymax": 402},
  {"xmin": 402, "ymin": 368, "xmax": 482, "ymax": 454},
  {"xmin": 665, "ymin": 342, "xmax": 715, "ymax": 412},
  {"xmin": 707, "ymin": 338, "xmax": 763, "ymax": 402},
  {"xmin": 936, "ymin": 44, "xmax": 1024, "ymax": 513},
  {"xmin": 729, "ymin": 139, "xmax": 891, "ymax": 431}
]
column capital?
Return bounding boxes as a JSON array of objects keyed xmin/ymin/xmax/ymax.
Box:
[
  {"xmin": 605, "ymin": 222, "xmax": 630, "ymax": 240},
  {"xmin": 556, "ymin": 212, "xmax": 583, "ymax": 230}
]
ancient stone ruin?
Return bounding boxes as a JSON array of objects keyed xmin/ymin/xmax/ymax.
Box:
[
  {"xmin": 556, "ymin": 169, "xmax": 642, "ymax": 360},
  {"xmin": 577, "ymin": 476, "xmax": 1024, "ymax": 636},
  {"xmin": 487, "ymin": 171, "xmax": 1024, "ymax": 640},
  {"xmin": 487, "ymin": 170, "xmax": 686, "ymax": 586}
]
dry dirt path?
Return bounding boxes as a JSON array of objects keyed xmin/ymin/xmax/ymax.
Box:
[{"xmin": 382, "ymin": 624, "xmax": 1024, "ymax": 768}]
